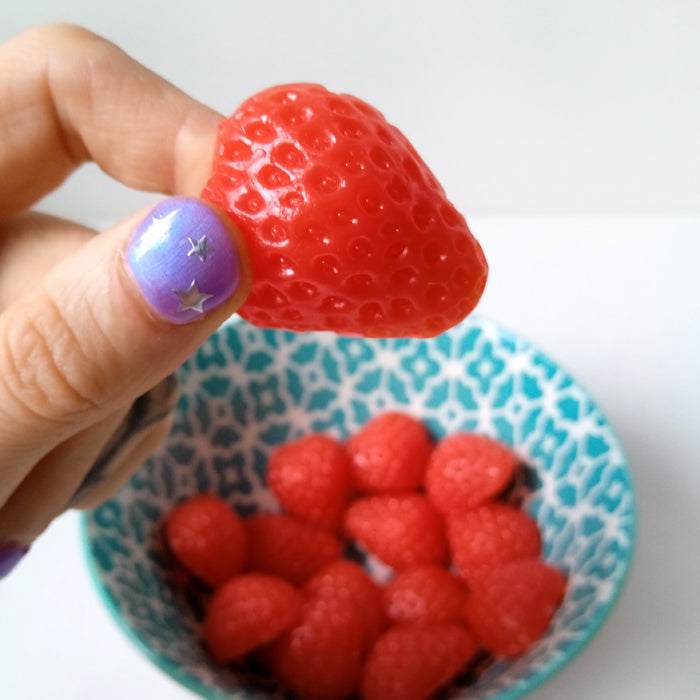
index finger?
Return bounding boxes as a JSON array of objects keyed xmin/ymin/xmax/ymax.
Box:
[{"xmin": 0, "ymin": 23, "xmax": 222, "ymax": 217}]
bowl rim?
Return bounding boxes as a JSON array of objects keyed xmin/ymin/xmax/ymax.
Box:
[{"xmin": 80, "ymin": 314, "xmax": 637, "ymax": 700}]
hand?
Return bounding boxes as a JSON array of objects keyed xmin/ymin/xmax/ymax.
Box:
[{"xmin": 0, "ymin": 24, "xmax": 250, "ymax": 576}]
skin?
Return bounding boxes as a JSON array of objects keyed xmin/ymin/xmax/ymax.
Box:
[{"xmin": 0, "ymin": 24, "xmax": 251, "ymax": 547}]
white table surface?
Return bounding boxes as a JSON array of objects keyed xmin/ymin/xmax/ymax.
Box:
[{"xmin": 2, "ymin": 213, "xmax": 699, "ymax": 699}]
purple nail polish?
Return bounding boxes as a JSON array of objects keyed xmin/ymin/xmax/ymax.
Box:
[
  {"xmin": 125, "ymin": 198, "xmax": 242, "ymax": 324},
  {"xmin": 0, "ymin": 544, "xmax": 29, "ymax": 579}
]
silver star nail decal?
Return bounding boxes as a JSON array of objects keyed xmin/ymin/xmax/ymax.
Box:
[
  {"xmin": 174, "ymin": 280, "xmax": 213, "ymax": 314},
  {"xmin": 187, "ymin": 235, "xmax": 214, "ymax": 262}
]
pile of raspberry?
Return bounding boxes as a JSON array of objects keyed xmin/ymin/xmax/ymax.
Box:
[{"xmin": 164, "ymin": 412, "xmax": 566, "ymax": 700}]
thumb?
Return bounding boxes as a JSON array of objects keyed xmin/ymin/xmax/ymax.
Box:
[{"xmin": 0, "ymin": 197, "xmax": 250, "ymax": 500}]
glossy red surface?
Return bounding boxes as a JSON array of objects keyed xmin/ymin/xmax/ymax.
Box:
[{"xmin": 202, "ymin": 84, "xmax": 488, "ymax": 337}]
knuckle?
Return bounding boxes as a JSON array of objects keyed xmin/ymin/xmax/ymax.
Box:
[
  {"xmin": 11, "ymin": 24, "xmax": 128, "ymax": 168},
  {"xmin": 26, "ymin": 23, "xmax": 109, "ymax": 48},
  {"xmin": 0, "ymin": 290, "xmax": 111, "ymax": 425},
  {"xmin": 13, "ymin": 24, "xmax": 114, "ymax": 67}
]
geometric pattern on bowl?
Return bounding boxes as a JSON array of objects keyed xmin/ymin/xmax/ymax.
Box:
[{"xmin": 82, "ymin": 315, "xmax": 636, "ymax": 700}]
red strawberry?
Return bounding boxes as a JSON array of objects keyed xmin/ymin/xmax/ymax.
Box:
[
  {"xmin": 266, "ymin": 593, "xmax": 365, "ymax": 700},
  {"xmin": 346, "ymin": 412, "xmax": 433, "ymax": 493},
  {"xmin": 164, "ymin": 493, "xmax": 247, "ymax": 588},
  {"xmin": 360, "ymin": 623, "xmax": 480, "ymax": 700},
  {"xmin": 267, "ymin": 433, "xmax": 352, "ymax": 531},
  {"xmin": 464, "ymin": 558, "xmax": 567, "ymax": 657},
  {"xmin": 344, "ymin": 494, "xmax": 448, "ymax": 571},
  {"xmin": 201, "ymin": 83, "xmax": 488, "ymax": 338},
  {"xmin": 244, "ymin": 513, "xmax": 342, "ymax": 585},
  {"xmin": 447, "ymin": 501, "xmax": 542, "ymax": 587},
  {"xmin": 304, "ymin": 560, "xmax": 386, "ymax": 650},
  {"xmin": 425, "ymin": 432, "xmax": 519, "ymax": 515},
  {"xmin": 202, "ymin": 573, "xmax": 302, "ymax": 663},
  {"xmin": 382, "ymin": 565, "xmax": 468, "ymax": 625}
]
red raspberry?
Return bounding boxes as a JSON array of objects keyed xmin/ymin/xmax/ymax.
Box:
[
  {"xmin": 346, "ymin": 412, "xmax": 433, "ymax": 493},
  {"xmin": 202, "ymin": 83, "xmax": 488, "ymax": 338},
  {"xmin": 267, "ymin": 433, "xmax": 352, "ymax": 531},
  {"xmin": 344, "ymin": 494, "xmax": 448, "ymax": 571},
  {"xmin": 382, "ymin": 565, "xmax": 468, "ymax": 625},
  {"xmin": 244, "ymin": 513, "xmax": 342, "ymax": 586},
  {"xmin": 202, "ymin": 573, "xmax": 302, "ymax": 663},
  {"xmin": 464, "ymin": 558, "xmax": 567, "ymax": 657},
  {"xmin": 266, "ymin": 593, "xmax": 365, "ymax": 700},
  {"xmin": 164, "ymin": 493, "xmax": 247, "ymax": 588},
  {"xmin": 360, "ymin": 623, "xmax": 480, "ymax": 700},
  {"xmin": 425, "ymin": 432, "xmax": 519, "ymax": 514},
  {"xmin": 447, "ymin": 501, "xmax": 542, "ymax": 587},
  {"xmin": 304, "ymin": 560, "xmax": 386, "ymax": 651}
]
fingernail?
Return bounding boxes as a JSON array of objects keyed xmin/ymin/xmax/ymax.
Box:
[
  {"xmin": 125, "ymin": 197, "xmax": 242, "ymax": 324},
  {"xmin": 0, "ymin": 544, "xmax": 29, "ymax": 580}
]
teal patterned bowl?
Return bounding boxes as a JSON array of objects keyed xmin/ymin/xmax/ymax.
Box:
[{"xmin": 82, "ymin": 315, "xmax": 636, "ymax": 700}]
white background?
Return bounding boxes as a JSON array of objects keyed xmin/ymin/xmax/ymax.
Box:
[{"xmin": 1, "ymin": 2, "xmax": 699, "ymax": 699}]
